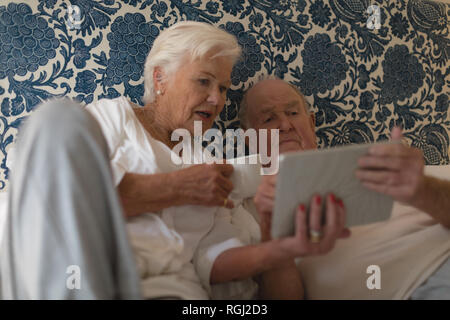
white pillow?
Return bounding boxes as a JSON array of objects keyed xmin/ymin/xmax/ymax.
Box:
[{"xmin": 424, "ymin": 164, "xmax": 450, "ymax": 180}]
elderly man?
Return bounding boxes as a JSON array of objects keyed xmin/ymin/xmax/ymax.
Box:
[{"xmin": 241, "ymin": 78, "xmax": 450, "ymax": 299}]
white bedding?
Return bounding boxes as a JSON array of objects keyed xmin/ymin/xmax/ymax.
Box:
[
  {"xmin": 297, "ymin": 164, "xmax": 450, "ymax": 300},
  {"xmin": 0, "ymin": 192, "xmax": 8, "ymax": 248}
]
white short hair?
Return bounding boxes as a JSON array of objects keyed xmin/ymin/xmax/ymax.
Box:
[{"xmin": 143, "ymin": 21, "xmax": 242, "ymax": 104}]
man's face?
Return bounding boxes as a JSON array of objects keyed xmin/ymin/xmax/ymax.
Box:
[{"xmin": 246, "ymin": 79, "xmax": 317, "ymax": 155}]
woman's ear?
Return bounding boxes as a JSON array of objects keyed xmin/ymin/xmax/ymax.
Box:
[{"xmin": 153, "ymin": 67, "xmax": 166, "ymax": 94}]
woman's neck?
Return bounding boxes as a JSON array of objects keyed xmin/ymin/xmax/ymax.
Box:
[{"xmin": 133, "ymin": 104, "xmax": 176, "ymax": 149}]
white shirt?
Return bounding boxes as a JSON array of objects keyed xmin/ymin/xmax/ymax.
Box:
[{"xmin": 86, "ymin": 97, "xmax": 261, "ymax": 299}]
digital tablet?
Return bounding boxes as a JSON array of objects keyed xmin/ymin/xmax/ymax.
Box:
[{"xmin": 271, "ymin": 142, "xmax": 396, "ymax": 239}]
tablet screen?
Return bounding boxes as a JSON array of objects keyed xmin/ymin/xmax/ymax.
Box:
[{"xmin": 271, "ymin": 142, "xmax": 395, "ymax": 239}]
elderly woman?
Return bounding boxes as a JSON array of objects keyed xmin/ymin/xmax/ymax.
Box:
[{"xmin": 1, "ymin": 21, "xmax": 348, "ymax": 300}]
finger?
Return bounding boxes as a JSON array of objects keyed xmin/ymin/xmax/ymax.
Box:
[
  {"xmin": 257, "ymin": 176, "xmax": 276, "ymax": 197},
  {"xmin": 390, "ymin": 126, "xmax": 403, "ymax": 141},
  {"xmin": 259, "ymin": 182, "xmax": 276, "ymax": 198},
  {"xmin": 215, "ymin": 164, "xmax": 234, "ymax": 177},
  {"xmin": 266, "ymin": 174, "xmax": 277, "ymax": 187},
  {"xmin": 361, "ymin": 181, "xmax": 397, "ymax": 197},
  {"xmin": 336, "ymin": 198, "xmax": 345, "ymax": 227},
  {"xmin": 209, "ymin": 186, "xmax": 232, "ymax": 205},
  {"xmin": 322, "ymin": 194, "xmax": 339, "ymax": 242},
  {"xmin": 308, "ymin": 194, "xmax": 322, "ymax": 234},
  {"xmin": 336, "ymin": 199, "xmax": 350, "ymax": 238},
  {"xmin": 224, "ymin": 198, "xmax": 235, "ymax": 209},
  {"xmin": 216, "ymin": 175, "xmax": 234, "ymax": 194},
  {"xmin": 357, "ymin": 155, "xmax": 404, "ymax": 171},
  {"xmin": 295, "ymin": 204, "xmax": 308, "ymax": 244},
  {"xmin": 194, "ymin": 191, "xmax": 232, "ymax": 208},
  {"xmin": 355, "ymin": 169, "xmax": 401, "ymax": 186},
  {"xmin": 367, "ymin": 143, "xmax": 409, "ymax": 158},
  {"xmin": 256, "ymin": 194, "xmax": 275, "ymax": 215},
  {"xmin": 340, "ymin": 228, "xmax": 352, "ymax": 238},
  {"xmin": 260, "ymin": 209, "xmax": 272, "ymax": 224},
  {"xmin": 259, "ymin": 213, "xmax": 272, "ymax": 241},
  {"xmin": 212, "ymin": 189, "xmax": 235, "ymax": 208}
]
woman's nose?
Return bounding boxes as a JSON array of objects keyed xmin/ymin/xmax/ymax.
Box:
[{"xmin": 206, "ymin": 87, "xmax": 222, "ymax": 106}]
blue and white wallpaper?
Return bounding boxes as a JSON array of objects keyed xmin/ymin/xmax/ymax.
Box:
[{"xmin": 0, "ymin": 0, "xmax": 448, "ymax": 190}]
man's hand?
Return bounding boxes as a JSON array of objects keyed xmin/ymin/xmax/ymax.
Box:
[
  {"xmin": 253, "ymin": 174, "xmax": 277, "ymax": 240},
  {"xmin": 356, "ymin": 127, "xmax": 426, "ymax": 206},
  {"xmin": 173, "ymin": 163, "xmax": 235, "ymax": 208}
]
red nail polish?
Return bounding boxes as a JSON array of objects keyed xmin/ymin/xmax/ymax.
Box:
[
  {"xmin": 315, "ymin": 195, "xmax": 321, "ymax": 205},
  {"xmin": 330, "ymin": 194, "xmax": 336, "ymax": 202},
  {"xmin": 299, "ymin": 204, "xmax": 305, "ymax": 211}
]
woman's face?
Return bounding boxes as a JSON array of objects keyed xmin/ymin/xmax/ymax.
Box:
[{"xmin": 157, "ymin": 51, "xmax": 233, "ymax": 135}]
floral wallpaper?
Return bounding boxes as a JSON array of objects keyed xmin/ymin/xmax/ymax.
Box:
[{"xmin": 0, "ymin": 0, "xmax": 448, "ymax": 191}]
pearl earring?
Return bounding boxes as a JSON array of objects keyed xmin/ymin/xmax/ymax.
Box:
[{"xmin": 156, "ymin": 90, "xmax": 161, "ymax": 95}]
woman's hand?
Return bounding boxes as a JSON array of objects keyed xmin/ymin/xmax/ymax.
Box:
[
  {"xmin": 173, "ymin": 163, "xmax": 235, "ymax": 208},
  {"xmin": 210, "ymin": 193, "xmax": 351, "ymax": 285},
  {"xmin": 276, "ymin": 194, "xmax": 351, "ymax": 258}
]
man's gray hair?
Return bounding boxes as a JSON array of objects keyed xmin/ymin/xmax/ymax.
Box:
[
  {"xmin": 239, "ymin": 75, "xmax": 311, "ymax": 129},
  {"xmin": 143, "ymin": 21, "xmax": 242, "ymax": 105}
]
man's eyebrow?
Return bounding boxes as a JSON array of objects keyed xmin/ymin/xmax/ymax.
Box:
[
  {"xmin": 260, "ymin": 106, "xmax": 275, "ymax": 113},
  {"xmin": 259, "ymin": 101, "xmax": 299, "ymax": 114},
  {"xmin": 285, "ymin": 100, "xmax": 301, "ymax": 109}
]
